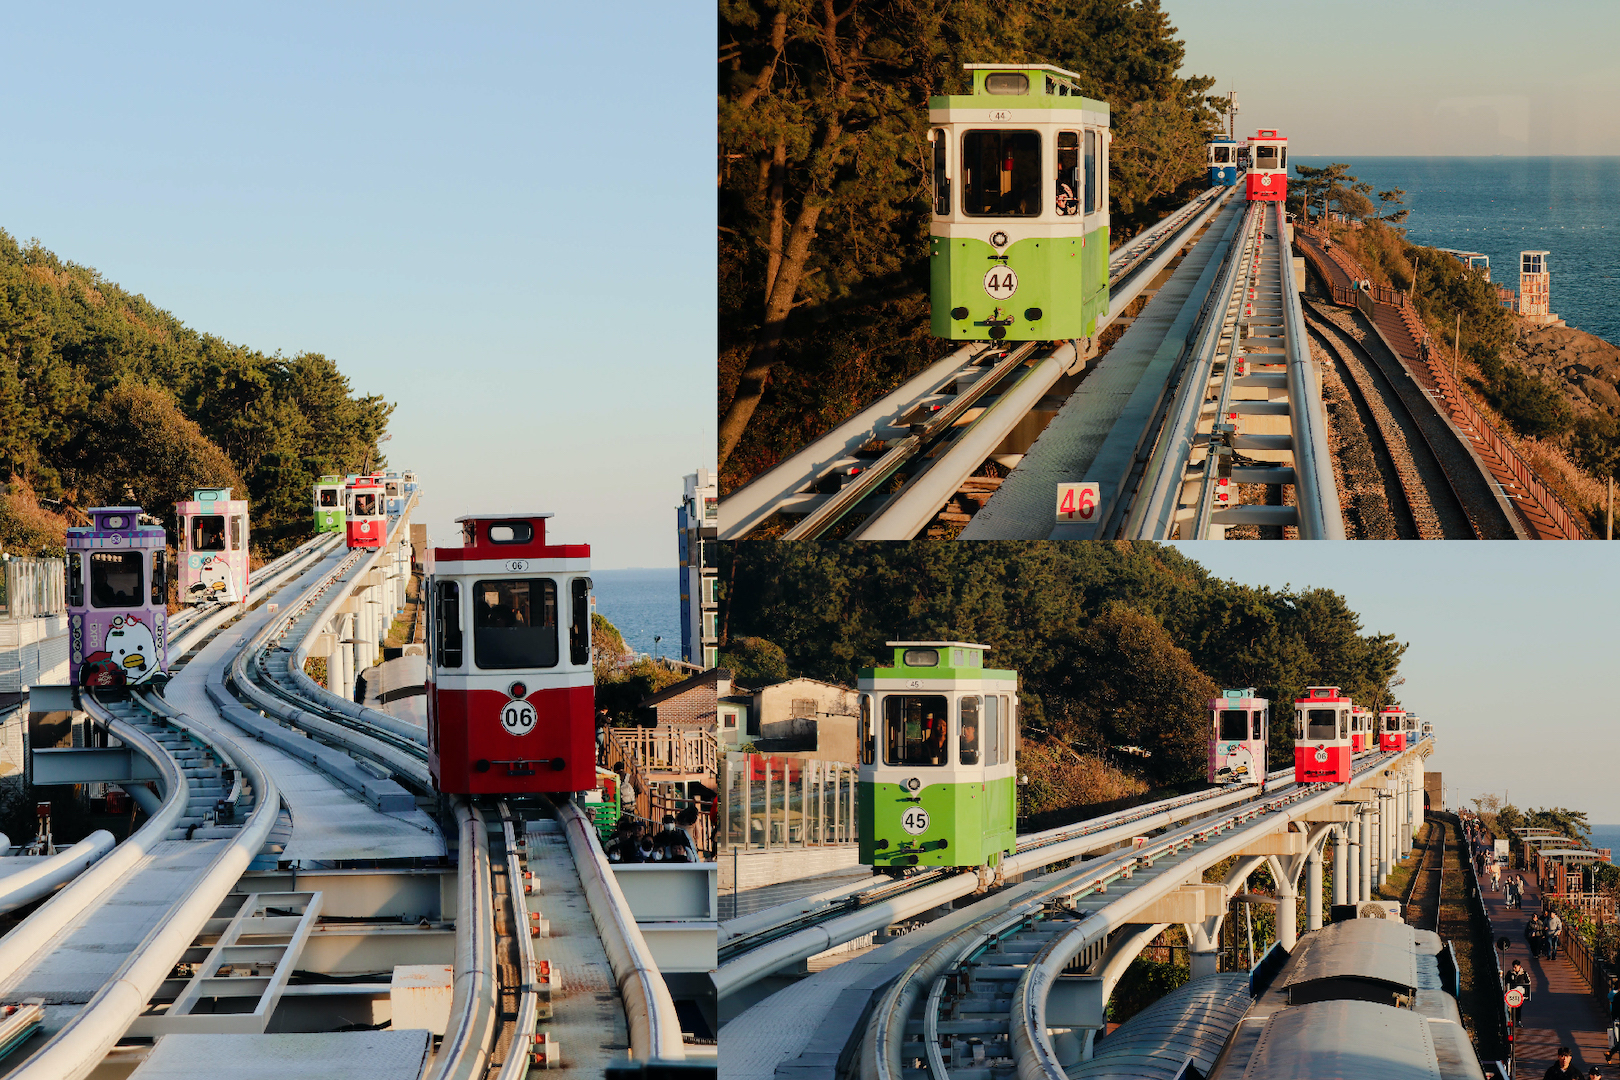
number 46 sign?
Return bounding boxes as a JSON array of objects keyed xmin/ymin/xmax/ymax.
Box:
[{"xmin": 1057, "ymin": 482, "xmax": 1102, "ymax": 523}]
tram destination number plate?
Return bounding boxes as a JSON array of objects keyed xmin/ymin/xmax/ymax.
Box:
[
  {"xmin": 901, "ymin": 807, "xmax": 930, "ymax": 835},
  {"xmin": 1057, "ymin": 482, "xmax": 1102, "ymax": 523}
]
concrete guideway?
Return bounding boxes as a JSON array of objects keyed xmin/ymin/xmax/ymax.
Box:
[{"xmin": 721, "ymin": 743, "xmax": 1430, "ymax": 1080}]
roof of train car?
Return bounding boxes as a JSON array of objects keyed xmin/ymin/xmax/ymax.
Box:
[
  {"xmin": 1066, "ymin": 974, "xmax": 1250, "ymax": 1080},
  {"xmin": 1283, "ymin": 917, "xmax": 1421, "ymax": 1005},
  {"xmin": 1243, "ymin": 999, "xmax": 1444, "ymax": 1080}
]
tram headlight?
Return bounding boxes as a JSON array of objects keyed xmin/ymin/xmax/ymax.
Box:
[
  {"xmin": 951, "ymin": 307, "xmax": 969, "ymax": 321},
  {"xmin": 1024, "ymin": 308, "xmax": 1042, "ymax": 322},
  {"xmin": 990, "ymin": 231, "xmax": 1009, "ymax": 249},
  {"xmin": 905, "ymin": 777, "xmax": 921, "ymax": 792}
]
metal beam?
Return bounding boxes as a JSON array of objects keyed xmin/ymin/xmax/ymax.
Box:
[{"xmin": 32, "ymin": 746, "xmax": 161, "ymax": 784}]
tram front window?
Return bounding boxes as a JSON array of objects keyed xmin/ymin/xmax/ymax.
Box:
[
  {"xmin": 354, "ymin": 493, "xmax": 377, "ymax": 517},
  {"xmin": 1304, "ymin": 708, "xmax": 1338, "ymax": 740},
  {"xmin": 1219, "ymin": 709, "xmax": 1249, "ymax": 741},
  {"xmin": 90, "ymin": 551, "xmax": 144, "ymax": 608},
  {"xmin": 961, "ymin": 130, "xmax": 1042, "ymax": 217},
  {"xmin": 959, "ymin": 696, "xmax": 981, "ymax": 766},
  {"xmin": 884, "ymin": 695, "xmax": 949, "ymax": 766},
  {"xmin": 319, "ymin": 488, "xmax": 338, "ymax": 507},
  {"xmin": 191, "ymin": 515, "xmax": 226, "ymax": 552},
  {"xmin": 473, "ymin": 579, "xmax": 558, "ymax": 669},
  {"xmin": 1213, "ymin": 146, "xmax": 1230, "ymax": 164},
  {"xmin": 1254, "ymin": 144, "xmax": 1278, "ymax": 170}
]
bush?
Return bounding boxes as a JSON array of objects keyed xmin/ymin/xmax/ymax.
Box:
[
  {"xmin": 718, "ymin": 636, "xmax": 790, "ymax": 684},
  {"xmin": 1487, "ymin": 365, "xmax": 1574, "ymax": 439}
]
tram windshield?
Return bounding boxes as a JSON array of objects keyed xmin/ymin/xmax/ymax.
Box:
[
  {"xmin": 90, "ymin": 551, "xmax": 144, "ymax": 608},
  {"xmin": 353, "ymin": 493, "xmax": 377, "ymax": 517},
  {"xmin": 961, "ymin": 130, "xmax": 1042, "ymax": 217},
  {"xmin": 1303, "ymin": 708, "xmax": 1339, "ymax": 740},
  {"xmin": 472, "ymin": 578, "xmax": 558, "ymax": 669},
  {"xmin": 1212, "ymin": 145, "xmax": 1231, "ymax": 164},
  {"xmin": 191, "ymin": 515, "xmax": 226, "ymax": 552},
  {"xmin": 1385, "ymin": 715, "xmax": 1400, "ymax": 731},
  {"xmin": 1219, "ymin": 709, "xmax": 1250, "ymax": 741},
  {"xmin": 1254, "ymin": 144, "xmax": 1280, "ymax": 170},
  {"xmin": 319, "ymin": 488, "xmax": 338, "ymax": 507},
  {"xmin": 959, "ymin": 696, "xmax": 980, "ymax": 765},
  {"xmin": 883, "ymin": 695, "xmax": 949, "ymax": 766}
]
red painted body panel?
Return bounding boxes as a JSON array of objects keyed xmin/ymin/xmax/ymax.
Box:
[
  {"xmin": 347, "ymin": 517, "xmax": 384, "ymax": 549},
  {"xmin": 428, "ymin": 683, "xmax": 596, "ymax": 795},
  {"xmin": 1294, "ymin": 743, "xmax": 1351, "ymax": 784},
  {"xmin": 1247, "ymin": 172, "xmax": 1287, "ymax": 202},
  {"xmin": 1380, "ymin": 732, "xmax": 1406, "ymax": 752}
]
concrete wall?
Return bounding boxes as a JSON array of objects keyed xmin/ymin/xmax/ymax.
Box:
[{"xmin": 0, "ymin": 615, "xmax": 68, "ymax": 693}]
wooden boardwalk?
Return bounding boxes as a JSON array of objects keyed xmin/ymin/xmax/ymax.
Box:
[{"xmin": 1480, "ymin": 864, "xmax": 1611, "ymax": 1076}]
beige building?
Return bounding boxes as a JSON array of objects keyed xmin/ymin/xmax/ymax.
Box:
[{"xmin": 741, "ymin": 677, "xmax": 859, "ymax": 762}]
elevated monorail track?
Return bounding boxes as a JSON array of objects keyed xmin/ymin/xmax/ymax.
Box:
[{"xmin": 718, "ymin": 186, "xmax": 1234, "ymax": 541}]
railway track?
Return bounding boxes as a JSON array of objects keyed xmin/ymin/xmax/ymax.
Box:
[
  {"xmin": 1305, "ymin": 310, "xmax": 1479, "ymax": 539},
  {"xmin": 719, "ymin": 186, "xmax": 1234, "ymax": 541},
  {"xmin": 1403, "ymin": 817, "xmax": 1448, "ymax": 931}
]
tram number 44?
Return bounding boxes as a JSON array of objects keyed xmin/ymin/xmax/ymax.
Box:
[
  {"xmin": 1056, "ymin": 482, "xmax": 1101, "ymax": 523},
  {"xmin": 901, "ymin": 807, "xmax": 930, "ymax": 835},
  {"xmin": 501, "ymin": 700, "xmax": 538, "ymax": 737}
]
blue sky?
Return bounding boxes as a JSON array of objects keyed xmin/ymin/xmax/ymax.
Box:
[
  {"xmin": 1, "ymin": 3, "xmax": 713, "ymax": 568},
  {"xmin": 1167, "ymin": 0, "xmax": 1620, "ymax": 156},
  {"xmin": 1172, "ymin": 543, "xmax": 1620, "ymax": 824}
]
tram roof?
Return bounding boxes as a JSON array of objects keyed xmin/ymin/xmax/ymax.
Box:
[
  {"xmin": 454, "ymin": 513, "xmax": 555, "ymax": 522},
  {"xmin": 963, "ymin": 62, "xmax": 1084, "ymax": 79},
  {"xmin": 1282, "ymin": 918, "xmax": 1419, "ymax": 1005},
  {"xmin": 1241, "ymin": 999, "xmax": 1442, "ymax": 1080},
  {"xmin": 885, "ymin": 640, "xmax": 989, "ymax": 650}
]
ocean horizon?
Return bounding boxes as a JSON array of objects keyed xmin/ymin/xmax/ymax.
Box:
[
  {"xmin": 1294, "ymin": 155, "xmax": 1620, "ymax": 345},
  {"xmin": 592, "ymin": 566, "xmax": 683, "ymax": 661}
]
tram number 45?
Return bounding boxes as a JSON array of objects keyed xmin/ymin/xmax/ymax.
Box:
[
  {"xmin": 901, "ymin": 807, "xmax": 930, "ymax": 835},
  {"xmin": 1056, "ymin": 482, "xmax": 1102, "ymax": 523}
]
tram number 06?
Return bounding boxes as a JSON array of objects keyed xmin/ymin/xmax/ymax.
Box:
[
  {"xmin": 901, "ymin": 807, "xmax": 930, "ymax": 835},
  {"xmin": 501, "ymin": 700, "xmax": 538, "ymax": 736},
  {"xmin": 1056, "ymin": 482, "xmax": 1101, "ymax": 523}
]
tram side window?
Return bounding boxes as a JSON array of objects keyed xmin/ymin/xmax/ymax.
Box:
[
  {"xmin": 983, "ymin": 695, "xmax": 1000, "ymax": 766},
  {"xmin": 90, "ymin": 551, "xmax": 144, "ymax": 609},
  {"xmin": 151, "ymin": 549, "xmax": 166, "ymax": 605},
  {"xmin": 473, "ymin": 578, "xmax": 558, "ymax": 670},
  {"xmin": 1339, "ymin": 711, "xmax": 1349, "ymax": 739},
  {"xmin": 1085, "ymin": 129, "xmax": 1100, "ymax": 214},
  {"xmin": 1056, "ymin": 131, "xmax": 1080, "ymax": 216},
  {"xmin": 1002, "ymin": 695, "xmax": 1014, "ymax": 759},
  {"xmin": 961, "ymin": 130, "xmax": 1042, "ymax": 217},
  {"xmin": 883, "ymin": 695, "xmax": 949, "ymax": 767},
  {"xmin": 436, "ymin": 581, "xmax": 463, "ymax": 668},
  {"xmin": 354, "ymin": 493, "xmax": 377, "ymax": 517},
  {"xmin": 932, "ymin": 129, "xmax": 950, "ymax": 216},
  {"xmin": 192, "ymin": 515, "xmax": 226, "ymax": 552},
  {"xmin": 569, "ymin": 578, "xmax": 591, "ymax": 666},
  {"xmin": 231, "ymin": 515, "xmax": 244, "ymax": 551},
  {"xmin": 1279, "ymin": 147, "xmax": 1287, "ymax": 170},
  {"xmin": 1255, "ymin": 144, "xmax": 1278, "ymax": 170},
  {"xmin": 959, "ymin": 696, "xmax": 981, "ymax": 766},
  {"xmin": 319, "ymin": 488, "xmax": 338, "ymax": 507},
  {"xmin": 1255, "ymin": 710, "xmax": 1267, "ymax": 741},
  {"xmin": 1303, "ymin": 708, "xmax": 1338, "ymax": 740},
  {"xmin": 1219, "ymin": 710, "xmax": 1249, "ymax": 741},
  {"xmin": 67, "ymin": 552, "xmax": 83, "ymax": 607},
  {"xmin": 859, "ymin": 695, "xmax": 874, "ymax": 765}
]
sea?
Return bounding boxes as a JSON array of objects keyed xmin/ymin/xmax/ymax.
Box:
[
  {"xmin": 1292, "ymin": 156, "xmax": 1620, "ymax": 345},
  {"xmin": 1590, "ymin": 825, "xmax": 1620, "ymax": 866},
  {"xmin": 592, "ymin": 567, "xmax": 683, "ymax": 660}
]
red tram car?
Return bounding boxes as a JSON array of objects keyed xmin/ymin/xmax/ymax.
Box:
[
  {"xmin": 1293, "ymin": 685, "xmax": 1352, "ymax": 784},
  {"xmin": 346, "ymin": 475, "xmax": 387, "ymax": 550},
  {"xmin": 1245, "ymin": 129, "xmax": 1287, "ymax": 203},
  {"xmin": 1350, "ymin": 706, "xmax": 1374, "ymax": 753},
  {"xmin": 426, "ymin": 513, "xmax": 596, "ymax": 796},
  {"xmin": 1379, "ymin": 708, "xmax": 1407, "ymax": 752}
]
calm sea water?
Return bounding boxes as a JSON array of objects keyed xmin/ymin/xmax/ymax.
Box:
[
  {"xmin": 1590, "ymin": 826, "xmax": 1620, "ymax": 865},
  {"xmin": 1293, "ymin": 156, "xmax": 1620, "ymax": 344},
  {"xmin": 592, "ymin": 568, "xmax": 682, "ymax": 659}
]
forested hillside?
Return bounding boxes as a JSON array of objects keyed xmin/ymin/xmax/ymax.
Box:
[
  {"xmin": 718, "ymin": 0, "xmax": 1224, "ymax": 487},
  {"xmin": 0, "ymin": 230, "xmax": 391, "ymax": 557},
  {"xmin": 718, "ymin": 541, "xmax": 1406, "ymax": 785}
]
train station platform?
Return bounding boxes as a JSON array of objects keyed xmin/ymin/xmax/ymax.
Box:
[
  {"xmin": 1481, "ymin": 864, "xmax": 1611, "ymax": 1075},
  {"xmin": 962, "ymin": 190, "xmax": 1247, "ymax": 539}
]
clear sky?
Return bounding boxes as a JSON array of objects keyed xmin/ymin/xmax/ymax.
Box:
[
  {"xmin": 1, "ymin": 4, "xmax": 713, "ymax": 569},
  {"xmin": 1170, "ymin": 543, "xmax": 1620, "ymax": 825},
  {"xmin": 1166, "ymin": 0, "xmax": 1620, "ymax": 157}
]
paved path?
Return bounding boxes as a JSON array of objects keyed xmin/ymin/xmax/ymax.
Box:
[{"xmin": 1478, "ymin": 857, "xmax": 1610, "ymax": 1076}]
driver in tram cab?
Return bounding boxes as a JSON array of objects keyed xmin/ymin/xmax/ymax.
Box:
[
  {"xmin": 198, "ymin": 521, "xmax": 224, "ymax": 551},
  {"xmin": 923, "ymin": 712, "xmax": 947, "ymax": 764},
  {"xmin": 960, "ymin": 716, "xmax": 980, "ymax": 766},
  {"xmin": 480, "ymin": 589, "xmax": 518, "ymax": 628}
]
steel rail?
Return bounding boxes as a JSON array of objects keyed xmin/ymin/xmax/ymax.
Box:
[
  {"xmin": 720, "ymin": 186, "xmax": 1235, "ymax": 540},
  {"xmin": 8, "ymin": 689, "xmax": 284, "ymax": 1080},
  {"xmin": 1278, "ymin": 202, "xmax": 1344, "ymax": 538},
  {"xmin": 428, "ymin": 799, "xmax": 499, "ymax": 1080},
  {"xmin": 0, "ymin": 832, "xmax": 116, "ymax": 915},
  {"xmin": 493, "ymin": 802, "xmax": 543, "ymax": 1080},
  {"xmin": 558, "ymin": 800, "xmax": 687, "ymax": 1062},
  {"xmin": 168, "ymin": 531, "xmax": 341, "ymax": 660}
]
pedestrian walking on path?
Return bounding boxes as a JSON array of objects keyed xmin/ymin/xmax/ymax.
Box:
[
  {"xmin": 1548, "ymin": 910, "xmax": 1564, "ymax": 961},
  {"xmin": 1547, "ymin": 1047, "xmax": 1584, "ymax": 1080}
]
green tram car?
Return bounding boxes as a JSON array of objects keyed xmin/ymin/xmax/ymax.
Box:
[
  {"xmin": 929, "ymin": 64, "xmax": 1110, "ymax": 343},
  {"xmin": 858, "ymin": 641, "xmax": 1018, "ymax": 874},
  {"xmin": 313, "ymin": 475, "xmax": 346, "ymax": 533}
]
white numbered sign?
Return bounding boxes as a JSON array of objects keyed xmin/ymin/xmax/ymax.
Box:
[
  {"xmin": 987, "ymin": 110, "xmax": 1013, "ymax": 122},
  {"xmin": 1504, "ymin": 988, "xmax": 1524, "ymax": 1008},
  {"xmin": 501, "ymin": 700, "xmax": 537, "ymax": 736},
  {"xmin": 901, "ymin": 807, "xmax": 930, "ymax": 835},
  {"xmin": 983, "ymin": 265, "xmax": 1018, "ymax": 300},
  {"xmin": 1056, "ymin": 482, "xmax": 1101, "ymax": 522}
]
